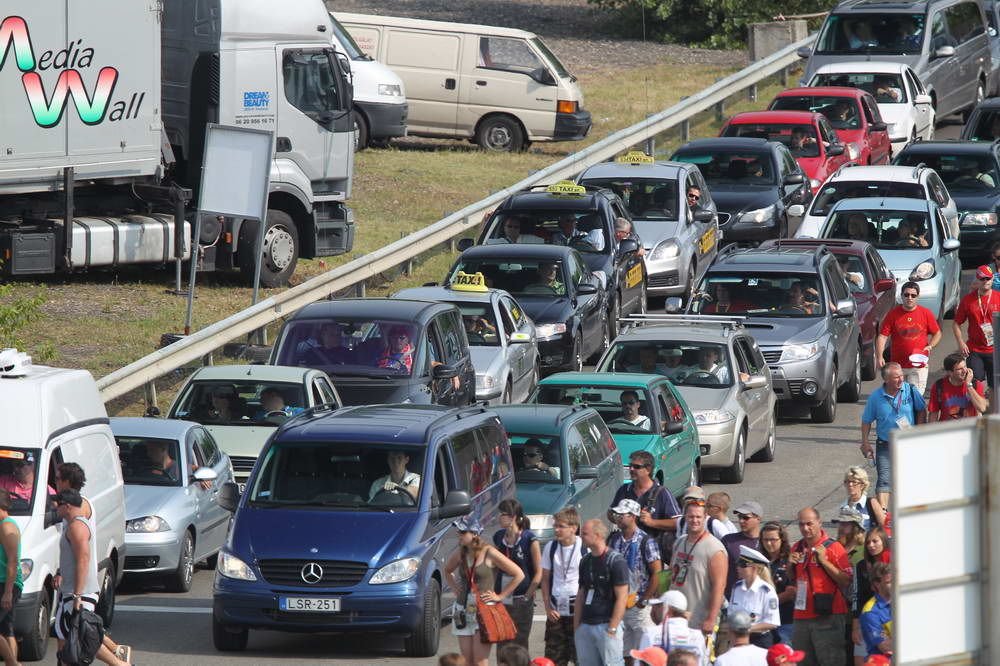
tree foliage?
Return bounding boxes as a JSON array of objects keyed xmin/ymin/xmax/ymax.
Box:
[
  {"xmin": 590, "ymin": 0, "xmax": 830, "ymax": 49},
  {"xmin": 0, "ymin": 283, "xmax": 45, "ymax": 349}
]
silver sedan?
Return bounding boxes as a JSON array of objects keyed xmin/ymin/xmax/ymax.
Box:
[{"xmin": 111, "ymin": 417, "xmax": 234, "ymax": 592}]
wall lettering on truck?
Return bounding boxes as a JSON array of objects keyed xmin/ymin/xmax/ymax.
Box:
[{"xmin": 0, "ymin": 15, "xmax": 145, "ymax": 128}]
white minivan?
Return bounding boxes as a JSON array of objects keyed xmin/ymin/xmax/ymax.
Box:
[
  {"xmin": 329, "ymin": 13, "xmax": 409, "ymax": 149},
  {"xmin": 335, "ymin": 12, "xmax": 591, "ymax": 152},
  {"xmin": 0, "ymin": 350, "xmax": 125, "ymax": 661}
]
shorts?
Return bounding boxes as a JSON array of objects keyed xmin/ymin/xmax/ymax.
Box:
[
  {"xmin": 451, "ymin": 602, "xmax": 479, "ymax": 637},
  {"xmin": 0, "ymin": 587, "xmax": 20, "ymax": 637},
  {"xmin": 55, "ymin": 593, "xmax": 99, "ymax": 640}
]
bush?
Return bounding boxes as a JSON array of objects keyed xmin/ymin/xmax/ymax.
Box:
[
  {"xmin": 0, "ymin": 283, "xmax": 45, "ymax": 350},
  {"xmin": 589, "ymin": 0, "xmax": 831, "ymax": 49}
]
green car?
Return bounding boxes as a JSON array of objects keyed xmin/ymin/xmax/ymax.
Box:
[{"xmin": 530, "ymin": 372, "xmax": 700, "ymax": 498}]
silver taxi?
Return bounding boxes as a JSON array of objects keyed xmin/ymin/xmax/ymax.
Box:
[
  {"xmin": 595, "ymin": 314, "xmax": 776, "ymax": 484},
  {"xmin": 578, "ymin": 151, "xmax": 719, "ymax": 302},
  {"xmin": 394, "ymin": 274, "xmax": 540, "ymax": 403}
]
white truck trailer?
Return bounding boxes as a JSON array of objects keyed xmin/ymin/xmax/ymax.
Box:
[{"xmin": 0, "ymin": 0, "xmax": 355, "ymax": 287}]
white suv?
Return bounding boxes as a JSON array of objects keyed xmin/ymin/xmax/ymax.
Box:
[{"xmin": 795, "ymin": 164, "xmax": 959, "ymax": 238}]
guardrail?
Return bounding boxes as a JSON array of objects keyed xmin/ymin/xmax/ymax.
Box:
[{"xmin": 97, "ymin": 33, "xmax": 816, "ymax": 404}]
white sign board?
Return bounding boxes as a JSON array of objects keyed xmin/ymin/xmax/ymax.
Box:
[{"xmin": 197, "ymin": 124, "xmax": 273, "ymax": 222}]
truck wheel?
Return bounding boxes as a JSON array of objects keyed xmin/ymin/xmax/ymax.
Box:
[
  {"xmin": 95, "ymin": 561, "xmax": 116, "ymax": 627},
  {"xmin": 404, "ymin": 578, "xmax": 441, "ymax": 657},
  {"xmin": 353, "ymin": 110, "xmax": 369, "ymax": 151},
  {"xmin": 238, "ymin": 210, "xmax": 300, "ymax": 288},
  {"xmin": 213, "ymin": 615, "xmax": 249, "ymax": 651},
  {"xmin": 476, "ymin": 115, "xmax": 525, "ymax": 152},
  {"xmin": 19, "ymin": 590, "xmax": 50, "ymax": 661}
]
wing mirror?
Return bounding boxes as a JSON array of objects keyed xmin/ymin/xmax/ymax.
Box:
[
  {"xmin": 934, "ymin": 45, "xmax": 955, "ymax": 59},
  {"xmin": 783, "ymin": 173, "xmax": 805, "ymax": 185},
  {"xmin": 664, "ymin": 421, "xmax": 684, "ymax": 435},
  {"xmin": 457, "ymin": 238, "xmax": 475, "ymax": 252},
  {"xmin": 193, "ymin": 467, "xmax": 218, "ymax": 482},
  {"xmin": 869, "ymin": 122, "xmax": 887, "ymax": 132},
  {"xmin": 432, "ymin": 490, "xmax": 472, "ymax": 519},
  {"xmin": 433, "ymin": 364, "xmax": 459, "ymax": 379},
  {"xmin": 826, "ymin": 144, "xmax": 845, "ymax": 157},
  {"xmin": 787, "ymin": 204, "xmax": 805, "ymax": 217},
  {"xmin": 574, "ymin": 465, "xmax": 599, "ymax": 480},
  {"xmin": 665, "ymin": 296, "xmax": 684, "ymax": 313},
  {"xmin": 874, "ymin": 277, "xmax": 895, "ymax": 293},
  {"xmin": 693, "ymin": 209, "xmax": 715, "ymax": 223},
  {"xmin": 742, "ymin": 375, "xmax": 768, "ymax": 390},
  {"xmin": 835, "ymin": 298, "xmax": 856, "ymax": 317},
  {"xmin": 577, "ymin": 283, "xmax": 598, "ymax": 295},
  {"xmin": 943, "ymin": 238, "xmax": 960, "ymax": 252},
  {"xmin": 796, "ymin": 46, "xmax": 812, "ymax": 59},
  {"xmin": 914, "ymin": 93, "xmax": 933, "ymax": 105}
]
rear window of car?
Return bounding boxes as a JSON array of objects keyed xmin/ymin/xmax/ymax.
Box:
[
  {"xmin": 894, "ymin": 153, "xmax": 999, "ymax": 191},
  {"xmin": 769, "ymin": 96, "xmax": 861, "ymax": 131},
  {"xmin": 672, "ymin": 150, "xmax": 776, "ymax": 186},
  {"xmin": 810, "ymin": 180, "xmax": 924, "ymax": 216}
]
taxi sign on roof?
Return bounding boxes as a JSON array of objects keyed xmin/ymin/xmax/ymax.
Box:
[
  {"xmin": 546, "ymin": 180, "xmax": 587, "ymax": 196},
  {"xmin": 0, "ymin": 450, "xmax": 26, "ymax": 461},
  {"xmin": 450, "ymin": 271, "xmax": 489, "ymax": 292},
  {"xmin": 616, "ymin": 150, "xmax": 655, "ymax": 164}
]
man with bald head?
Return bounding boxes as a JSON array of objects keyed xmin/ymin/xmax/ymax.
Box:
[{"xmin": 788, "ymin": 508, "xmax": 852, "ymax": 666}]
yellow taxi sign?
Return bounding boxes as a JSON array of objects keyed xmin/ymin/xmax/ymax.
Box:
[
  {"xmin": 450, "ymin": 271, "xmax": 489, "ymax": 292},
  {"xmin": 0, "ymin": 450, "xmax": 26, "ymax": 461},
  {"xmin": 546, "ymin": 180, "xmax": 587, "ymax": 196},
  {"xmin": 616, "ymin": 150, "xmax": 655, "ymax": 164}
]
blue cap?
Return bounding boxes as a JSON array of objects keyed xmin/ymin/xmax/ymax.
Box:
[{"xmin": 453, "ymin": 517, "xmax": 483, "ymax": 535}]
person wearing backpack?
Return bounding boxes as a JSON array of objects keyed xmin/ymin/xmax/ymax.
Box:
[
  {"xmin": 609, "ymin": 452, "xmax": 681, "ymax": 560},
  {"xmin": 574, "ymin": 519, "xmax": 629, "ymax": 666},
  {"xmin": 542, "ymin": 507, "xmax": 584, "ymax": 666},
  {"xmin": 927, "ymin": 352, "xmax": 988, "ymax": 422},
  {"xmin": 609, "ymin": 500, "xmax": 663, "ymax": 665}
]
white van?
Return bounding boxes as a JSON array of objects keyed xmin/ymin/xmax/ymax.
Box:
[
  {"xmin": 329, "ymin": 13, "xmax": 409, "ymax": 149},
  {"xmin": 335, "ymin": 12, "xmax": 591, "ymax": 152},
  {"xmin": 0, "ymin": 350, "xmax": 125, "ymax": 661}
]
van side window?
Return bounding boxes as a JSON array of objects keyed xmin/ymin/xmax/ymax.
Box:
[
  {"xmin": 930, "ymin": 11, "xmax": 955, "ymax": 49},
  {"xmin": 432, "ymin": 449, "xmax": 449, "ymax": 508},
  {"xmin": 574, "ymin": 418, "xmax": 604, "ymax": 466},
  {"xmin": 947, "ymin": 2, "xmax": 986, "ymax": 42},
  {"xmin": 436, "ymin": 312, "xmax": 464, "ymax": 364},
  {"xmin": 282, "ymin": 49, "xmax": 343, "ymax": 118},
  {"xmin": 452, "ymin": 429, "xmax": 491, "ymax": 495},
  {"xmin": 478, "ymin": 36, "xmax": 545, "ymax": 74},
  {"xmin": 478, "ymin": 423, "xmax": 512, "ymax": 483},
  {"xmin": 47, "ymin": 447, "xmax": 65, "ymax": 496},
  {"xmin": 564, "ymin": 425, "xmax": 589, "ymax": 475}
]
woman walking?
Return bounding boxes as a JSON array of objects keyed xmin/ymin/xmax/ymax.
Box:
[
  {"xmin": 759, "ymin": 521, "xmax": 796, "ymax": 645},
  {"xmin": 494, "ymin": 499, "xmax": 542, "ymax": 651}
]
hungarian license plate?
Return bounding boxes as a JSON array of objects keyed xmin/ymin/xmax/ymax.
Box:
[{"xmin": 279, "ymin": 596, "xmax": 341, "ymax": 612}]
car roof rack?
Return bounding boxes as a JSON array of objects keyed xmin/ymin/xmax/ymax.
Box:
[{"xmin": 619, "ymin": 314, "xmax": 746, "ymax": 332}]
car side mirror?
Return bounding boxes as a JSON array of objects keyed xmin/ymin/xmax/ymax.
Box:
[
  {"xmin": 834, "ymin": 298, "xmax": 856, "ymax": 317},
  {"xmin": 528, "ymin": 66, "xmax": 557, "ymax": 86},
  {"xmin": 665, "ymin": 296, "xmax": 683, "ymax": 313},
  {"xmin": 796, "ymin": 46, "xmax": 812, "ymax": 59},
  {"xmin": 574, "ymin": 465, "xmax": 599, "ymax": 480},
  {"xmin": 783, "ymin": 173, "xmax": 805, "ymax": 185},
  {"xmin": 432, "ymin": 490, "xmax": 472, "ymax": 519},
  {"xmin": 742, "ymin": 375, "xmax": 768, "ymax": 390},
  {"xmin": 144, "ymin": 405, "xmax": 161, "ymax": 417},
  {"xmin": 934, "ymin": 45, "xmax": 956, "ymax": 59},
  {"xmin": 664, "ymin": 421, "xmax": 684, "ymax": 435},
  {"xmin": 433, "ymin": 364, "xmax": 459, "ymax": 379},
  {"xmin": 914, "ymin": 93, "xmax": 933, "ymax": 105},
  {"xmin": 577, "ymin": 283, "xmax": 598, "ymax": 295},
  {"xmin": 826, "ymin": 144, "xmax": 845, "ymax": 156},
  {"xmin": 218, "ymin": 481, "xmax": 240, "ymax": 513},
  {"xmin": 693, "ymin": 209, "xmax": 714, "ymax": 223},
  {"xmin": 874, "ymin": 277, "xmax": 895, "ymax": 293},
  {"xmin": 509, "ymin": 332, "xmax": 532, "ymax": 344},
  {"xmin": 617, "ymin": 238, "xmax": 640, "ymax": 255},
  {"xmin": 943, "ymin": 238, "xmax": 961, "ymax": 252},
  {"xmin": 457, "ymin": 237, "xmax": 475, "ymax": 252},
  {"xmin": 193, "ymin": 467, "xmax": 218, "ymax": 482},
  {"xmin": 869, "ymin": 122, "xmax": 887, "ymax": 132},
  {"xmin": 787, "ymin": 204, "xmax": 805, "ymax": 217}
]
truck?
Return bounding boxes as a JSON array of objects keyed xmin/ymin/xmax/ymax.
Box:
[{"xmin": 0, "ymin": 0, "xmax": 355, "ymax": 287}]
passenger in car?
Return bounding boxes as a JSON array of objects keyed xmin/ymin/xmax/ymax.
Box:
[
  {"xmin": 377, "ymin": 326, "xmax": 415, "ymax": 373},
  {"xmin": 301, "ymin": 323, "xmax": 352, "ymax": 366}
]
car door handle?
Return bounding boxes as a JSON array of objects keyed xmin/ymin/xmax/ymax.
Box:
[
  {"xmin": 444, "ymin": 78, "xmax": 456, "ymax": 90},
  {"xmin": 476, "ymin": 80, "xmax": 487, "ymax": 86}
]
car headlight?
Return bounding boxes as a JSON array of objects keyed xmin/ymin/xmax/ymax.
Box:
[
  {"xmin": 18, "ymin": 559, "xmax": 32, "ymax": 582},
  {"xmin": 536, "ymin": 323, "xmax": 568, "ymax": 339},
  {"xmin": 693, "ymin": 409, "xmax": 736, "ymax": 425},
  {"xmin": 476, "ymin": 374, "xmax": 497, "ymax": 391},
  {"xmin": 847, "ymin": 143, "xmax": 860, "ymax": 161},
  {"xmin": 218, "ymin": 550, "xmax": 257, "ymax": 581},
  {"xmin": 739, "ymin": 205, "xmax": 775, "ymax": 224},
  {"xmin": 779, "ymin": 342, "xmax": 821, "ymax": 362},
  {"xmin": 910, "ymin": 260, "xmax": 935, "ymax": 281},
  {"xmin": 378, "ymin": 83, "xmax": 402, "ymax": 97},
  {"xmin": 649, "ymin": 240, "xmax": 680, "ymax": 260},
  {"xmin": 370, "ymin": 557, "xmax": 420, "ymax": 585},
  {"xmin": 126, "ymin": 516, "xmax": 170, "ymax": 533},
  {"xmin": 962, "ymin": 212, "xmax": 998, "ymax": 226},
  {"xmin": 528, "ymin": 514, "xmax": 555, "ymax": 531}
]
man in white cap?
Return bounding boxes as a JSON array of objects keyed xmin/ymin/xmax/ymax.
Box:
[
  {"xmin": 728, "ymin": 545, "xmax": 781, "ymax": 649},
  {"xmin": 609, "ymin": 499, "xmax": 663, "ymax": 665},
  {"xmin": 714, "ymin": 609, "xmax": 768, "ymax": 665},
  {"xmin": 639, "ymin": 589, "xmax": 707, "ymax": 665}
]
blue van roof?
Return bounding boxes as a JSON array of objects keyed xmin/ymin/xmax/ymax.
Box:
[{"xmin": 277, "ymin": 404, "xmax": 491, "ymax": 444}]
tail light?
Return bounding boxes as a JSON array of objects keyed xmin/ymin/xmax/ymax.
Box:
[{"xmin": 557, "ymin": 100, "xmax": 578, "ymax": 114}]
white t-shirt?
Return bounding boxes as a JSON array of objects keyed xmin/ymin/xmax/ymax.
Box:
[
  {"xmin": 713, "ymin": 643, "xmax": 768, "ymax": 666},
  {"xmin": 639, "ymin": 617, "xmax": 708, "ymax": 666},
  {"xmin": 711, "ymin": 518, "xmax": 738, "ymax": 539},
  {"xmin": 369, "ymin": 471, "xmax": 420, "ymax": 501},
  {"xmin": 542, "ymin": 536, "xmax": 583, "ymax": 617}
]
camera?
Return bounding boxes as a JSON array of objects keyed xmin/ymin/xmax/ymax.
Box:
[{"xmin": 454, "ymin": 609, "xmax": 467, "ymax": 629}]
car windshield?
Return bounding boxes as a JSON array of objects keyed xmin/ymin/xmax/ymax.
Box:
[
  {"xmin": 770, "ymin": 96, "xmax": 861, "ymax": 131},
  {"xmin": 248, "ymin": 442, "xmax": 424, "ymax": 510},
  {"xmin": 171, "ymin": 380, "xmax": 308, "ymax": 426},
  {"xmin": 810, "ymin": 181, "xmax": 924, "ymax": 216},
  {"xmin": 895, "ymin": 153, "xmax": 999, "ymax": 191},
  {"xmin": 117, "ymin": 437, "xmax": 183, "ymax": 487},
  {"xmin": 483, "ymin": 211, "xmax": 608, "ymax": 254},
  {"xmin": 968, "ymin": 109, "xmax": 1000, "ymax": 141},
  {"xmin": 534, "ymin": 385, "xmax": 656, "ymax": 434},
  {"xmin": 597, "ymin": 341, "xmax": 735, "ymax": 388},
  {"xmin": 722, "ymin": 123, "xmax": 822, "ymax": 158},
  {"xmin": 815, "ymin": 13, "xmax": 926, "ymax": 55},
  {"xmin": 0, "ymin": 448, "xmax": 46, "ymax": 516},
  {"xmin": 578, "ymin": 177, "xmax": 680, "ymax": 220},
  {"xmin": 691, "ymin": 273, "xmax": 826, "ymax": 317},
  {"xmin": 274, "ymin": 319, "xmax": 419, "ymax": 378},
  {"xmin": 825, "ymin": 209, "xmax": 934, "ymax": 250},
  {"xmin": 672, "ymin": 151, "xmax": 776, "ymax": 186},
  {"xmin": 510, "ymin": 435, "xmax": 563, "ymax": 484},
  {"xmin": 331, "ymin": 16, "xmax": 368, "ymax": 60},
  {"xmin": 448, "ymin": 258, "xmax": 570, "ymax": 298},
  {"xmin": 811, "ymin": 72, "xmax": 909, "ymax": 105},
  {"xmin": 458, "ymin": 304, "xmax": 501, "ymax": 347}
]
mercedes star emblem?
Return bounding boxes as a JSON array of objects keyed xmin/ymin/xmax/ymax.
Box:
[{"xmin": 300, "ymin": 562, "xmax": 324, "ymax": 584}]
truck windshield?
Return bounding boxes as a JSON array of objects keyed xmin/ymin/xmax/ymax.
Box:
[
  {"xmin": 171, "ymin": 381, "xmax": 307, "ymax": 426},
  {"xmin": 330, "ymin": 16, "xmax": 369, "ymax": 61},
  {"xmin": 579, "ymin": 178, "xmax": 680, "ymax": 220},
  {"xmin": 0, "ymin": 448, "xmax": 46, "ymax": 516},
  {"xmin": 275, "ymin": 319, "xmax": 419, "ymax": 378},
  {"xmin": 117, "ymin": 437, "xmax": 183, "ymax": 487},
  {"xmin": 248, "ymin": 442, "xmax": 424, "ymax": 510},
  {"xmin": 815, "ymin": 13, "xmax": 926, "ymax": 55},
  {"xmin": 283, "ymin": 49, "xmax": 344, "ymax": 123},
  {"xmin": 597, "ymin": 341, "xmax": 735, "ymax": 388}
]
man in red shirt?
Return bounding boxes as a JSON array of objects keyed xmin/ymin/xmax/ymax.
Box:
[
  {"xmin": 928, "ymin": 352, "xmax": 988, "ymax": 421},
  {"xmin": 953, "ymin": 264, "xmax": 1000, "ymax": 390},
  {"xmin": 875, "ymin": 280, "xmax": 941, "ymax": 395},
  {"xmin": 788, "ymin": 507, "xmax": 852, "ymax": 666}
]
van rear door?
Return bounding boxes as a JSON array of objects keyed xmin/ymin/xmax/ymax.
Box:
[{"xmin": 383, "ymin": 29, "xmax": 461, "ymax": 135}]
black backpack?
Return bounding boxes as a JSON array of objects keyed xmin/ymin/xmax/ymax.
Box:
[{"xmin": 57, "ymin": 608, "xmax": 105, "ymax": 666}]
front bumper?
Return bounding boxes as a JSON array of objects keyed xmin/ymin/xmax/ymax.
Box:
[
  {"xmin": 538, "ymin": 335, "xmax": 575, "ymax": 372},
  {"xmin": 695, "ymin": 421, "xmax": 737, "ymax": 469},
  {"xmin": 356, "ymin": 100, "xmax": 408, "ymax": 140},
  {"xmin": 123, "ymin": 532, "xmax": 181, "ymax": 574},
  {"xmin": 765, "ymin": 356, "xmax": 830, "ymax": 405},
  {"xmin": 958, "ymin": 225, "xmax": 1000, "ymax": 258},
  {"xmin": 645, "ymin": 255, "xmax": 684, "ymax": 295},
  {"xmin": 553, "ymin": 110, "xmax": 592, "ymax": 141}
]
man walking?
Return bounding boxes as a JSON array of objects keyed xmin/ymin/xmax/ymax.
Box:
[
  {"xmin": 721, "ymin": 500, "xmax": 764, "ymax": 597},
  {"xmin": 575, "ymin": 519, "xmax": 630, "ymax": 666},
  {"xmin": 669, "ymin": 502, "xmax": 727, "ymax": 639},
  {"xmin": 954, "ymin": 264, "xmax": 1000, "ymax": 388},
  {"xmin": 927, "ymin": 352, "xmax": 988, "ymax": 421},
  {"xmin": 609, "ymin": 499, "xmax": 663, "ymax": 663},
  {"xmin": 789, "ymin": 508, "xmax": 852, "ymax": 666},
  {"xmin": 875, "ymin": 280, "xmax": 941, "ymax": 394},
  {"xmin": 861, "ymin": 362, "xmax": 926, "ymax": 507},
  {"xmin": 610, "ymin": 451, "xmax": 682, "ymax": 554}
]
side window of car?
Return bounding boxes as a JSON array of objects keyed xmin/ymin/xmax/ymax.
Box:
[
  {"xmin": 948, "ymin": 2, "xmax": 985, "ymax": 42},
  {"xmin": 502, "ymin": 296, "xmax": 524, "ymax": 328},
  {"xmin": 748, "ymin": 338, "xmax": 768, "ymax": 371},
  {"xmin": 735, "ymin": 338, "xmax": 761, "ymax": 375},
  {"xmin": 574, "ymin": 418, "xmax": 605, "ymax": 466},
  {"xmin": 780, "ymin": 147, "xmax": 798, "ymax": 175},
  {"xmin": 497, "ymin": 301, "xmax": 516, "ymax": 337},
  {"xmin": 693, "ymin": 170, "xmax": 713, "ymax": 206},
  {"xmin": 926, "ymin": 173, "xmax": 949, "ymax": 206},
  {"xmin": 567, "ymin": 252, "xmax": 585, "ymax": 286},
  {"xmin": 936, "ymin": 208, "xmax": 951, "ymax": 241},
  {"xmin": 658, "ymin": 386, "xmax": 684, "ymax": 425},
  {"xmin": 564, "ymin": 424, "xmax": 589, "ymax": 475},
  {"xmin": 436, "ymin": 312, "xmax": 464, "ymax": 364},
  {"xmin": 817, "ymin": 118, "xmax": 836, "ymax": 145},
  {"xmin": 905, "ymin": 69, "xmax": 925, "ymax": 96},
  {"xmin": 426, "ymin": 326, "xmax": 445, "ymax": 369},
  {"xmin": 316, "ymin": 377, "xmax": 338, "ymax": 406},
  {"xmin": 592, "ymin": 416, "xmax": 617, "ymax": 459},
  {"xmin": 451, "ymin": 429, "xmax": 484, "ymax": 495},
  {"xmin": 432, "ymin": 448, "xmax": 450, "ymax": 508},
  {"xmin": 930, "ymin": 10, "xmax": 953, "ymax": 49},
  {"xmin": 862, "ymin": 96, "xmax": 882, "ymax": 124},
  {"xmin": 195, "ymin": 428, "xmax": 220, "ymax": 466},
  {"xmin": 481, "ymin": 422, "xmax": 512, "ymax": 483},
  {"xmin": 825, "ymin": 262, "xmax": 849, "ymax": 303}
]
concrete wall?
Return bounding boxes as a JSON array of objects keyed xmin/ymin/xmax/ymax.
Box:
[{"xmin": 748, "ymin": 20, "xmax": 809, "ymax": 61}]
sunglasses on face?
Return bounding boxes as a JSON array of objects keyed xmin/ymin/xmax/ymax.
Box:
[
  {"xmin": 628, "ymin": 463, "xmax": 649, "ymax": 470},
  {"xmin": 737, "ymin": 559, "xmax": 755, "ymax": 567},
  {"xmin": 687, "ymin": 193, "xmax": 700, "ymax": 201},
  {"xmin": 902, "ymin": 293, "xmax": 918, "ymax": 298},
  {"xmin": 524, "ymin": 452, "xmax": 541, "ymax": 458}
]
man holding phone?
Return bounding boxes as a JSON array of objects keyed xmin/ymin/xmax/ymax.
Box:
[{"xmin": 927, "ymin": 352, "xmax": 988, "ymax": 421}]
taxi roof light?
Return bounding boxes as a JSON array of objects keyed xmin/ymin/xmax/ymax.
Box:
[
  {"xmin": 616, "ymin": 150, "xmax": 655, "ymax": 165},
  {"xmin": 449, "ymin": 271, "xmax": 489, "ymax": 292},
  {"xmin": 545, "ymin": 180, "xmax": 587, "ymax": 197},
  {"xmin": 0, "ymin": 348, "xmax": 31, "ymax": 378}
]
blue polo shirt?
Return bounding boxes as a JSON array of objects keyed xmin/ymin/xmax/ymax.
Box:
[
  {"xmin": 861, "ymin": 383, "xmax": 926, "ymax": 442},
  {"xmin": 859, "ymin": 593, "xmax": 892, "ymax": 655}
]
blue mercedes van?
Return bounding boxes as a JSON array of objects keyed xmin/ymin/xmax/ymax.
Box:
[{"xmin": 211, "ymin": 404, "xmax": 515, "ymax": 657}]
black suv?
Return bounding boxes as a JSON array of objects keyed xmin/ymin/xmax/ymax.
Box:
[
  {"xmin": 671, "ymin": 138, "xmax": 812, "ymax": 246},
  {"xmin": 675, "ymin": 244, "xmax": 861, "ymax": 423},
  {"xmin": 894, "ymin": 139, "xmax": 1000, "ymax": 259},
  {"xmin": 461, "ymin": 181, "xmax": 646, "ymax": 337}
]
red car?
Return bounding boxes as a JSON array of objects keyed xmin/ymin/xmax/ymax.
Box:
[
  {"xmin": 719, "ymin": 110, "xmax": 853, "ymax": 193},
  {"xmin": 768, "ymin": 87, "xmax": 891, "ymax": 168},
  {"xmin": 759, "ymin": 238, "xmax": 896, "ymax": 381}
]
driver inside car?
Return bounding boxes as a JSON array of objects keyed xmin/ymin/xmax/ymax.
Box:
[
  {"xmin": 613, "ymin": 390, "xmax": 651, "ymax": 430},
  {"xmin": 252, "ymin": 387, "xmax": 304, "ymax": 421},
  {"xmin": 520, "ymin": 438, "xmax": 560, "ymax": 479},
  {"xmin": 369, "ymin": 451, "xmax": 421, "ymax": 501},
  {"xmin": 696, "ymin": 347, "xmax": 732, "ymax": 383},
  {"xmin": 527, "ymin": 262, "xmax": 566, "ymax": 295}
]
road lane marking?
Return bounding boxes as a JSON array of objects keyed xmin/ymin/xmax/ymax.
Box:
[{"xmin": 117, "ymin": 605, "xmax": 212, "ymax": 614}]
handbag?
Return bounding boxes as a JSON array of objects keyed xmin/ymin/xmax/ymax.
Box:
[
  {"xmin": 468, "ymin": 563, "xmax": 516, "ymax": 644},
  {"xmin": 56, "ymin": 606, "xmax": 105, "ymax": 666}
]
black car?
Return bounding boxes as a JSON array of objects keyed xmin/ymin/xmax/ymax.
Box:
[
  {"xmin": 445, "ymin": 244, "xmax": 607, "ymax": 373},
  {"xmin": 671, "ymin": 138, "xmax": 812, "ymax": 246},
  {"xmin": 894, "ymin": 140, "xmax": 1000, "ymax": 259},
  {"xmin": 460, "ymin": 180, "xmax": 646, "ymax": 337},
  {"xmin": 269, "ymin": 298, "xmax": 476, "ymax": 406},
  {"xmin": 961, "ymin": 96, "xmax": 1000, "ymax": 142}
]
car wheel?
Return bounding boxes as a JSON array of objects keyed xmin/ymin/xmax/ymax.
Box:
[
  {"xmin": 404, "ymin": 578, "xmax": 441, "ymax": 657},
  {"xmin": 168, "ymin": 531, "xmax": 195, "ymax": 593},
  {"xmin": 588, "ymin": 317, "xmax": 612, "ymax": 365},
  {"xmin": 965, "ymin": 81, "xmax": 985, "ymax": 123},
  {"xmin": 213, "ymin": 614, "xmax": 249, "ymax": 651},
  {"xmin": 476, "ymin": 115, "xmax": 526, "ymax": 152},
  {"xmin": 638, "ymin": 280, "xmax": 648, "ymax": 315},
  {"xmin": 95, "ymin": 560, "xmax": 116, "ymax": 627},
  {"xmin": 719, "ymin": 427, "xmax": 746, "ymax": 484},
  {"xmin": 687, "ymin": 460, "xmax": 701, "ymax": 488},
  {"xmin": 838, "ymin": 349, "xmax": 861, "ymax": 403},
  {"xmin": 18, "ymin": 587, "xmax": 51, "ymax": 661},
  {"xmin": 810, "ymin": 366, "xmax": 838, "ymax": 423},
  {"xmin": 611, "ymin": 294, "xmax": 622, "ymax": 339},
  {"xmin": 353, "ymin": 109, "xmax": 369, "ymax": 150},
  {"xmin": 750, "ymin": 409, "xmax": 776, "ymax": 463}
]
